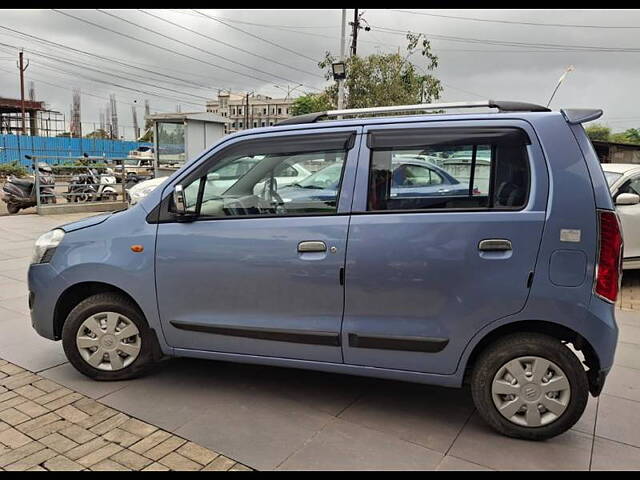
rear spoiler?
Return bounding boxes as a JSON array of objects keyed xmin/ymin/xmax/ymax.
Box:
[{"xmin": 561, "ymin": 109, "xmax": 603, "ymax": 125}]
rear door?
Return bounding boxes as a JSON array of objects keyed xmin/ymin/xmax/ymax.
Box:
[{"xmin": 342, "ymin": 120, "xmax": 548, "ymax": 374}]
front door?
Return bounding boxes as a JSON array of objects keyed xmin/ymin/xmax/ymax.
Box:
[
  {"xmin": 342, "ymin": 122, "xmax": 548, "ymax": 374},
  {"xmin": 155, "ymin": 128, "xmax": 360, "ymax": 363}
]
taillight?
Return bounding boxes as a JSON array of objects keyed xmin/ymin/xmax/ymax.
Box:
[{"xmin": 594, "ymin": 210, "xmax": 623, "ymax": 303}]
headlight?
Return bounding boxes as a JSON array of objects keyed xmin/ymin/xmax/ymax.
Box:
[{"xmin": 32, "ymin": 229, "xmax": 65, "ymax": 264}]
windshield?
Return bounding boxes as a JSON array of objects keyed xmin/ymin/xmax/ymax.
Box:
[{"xmin": 603, "ymin": 171, "xmax": 623, "ymax": 186}]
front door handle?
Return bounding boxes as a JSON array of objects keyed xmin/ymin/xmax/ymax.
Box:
[
  {"xmin": 478, "ymin": 239, "xmax": 512, "ymax": 251},
  {"xmin": 298, "ymin": 241, "xmax": 327, "ymax": 253}
]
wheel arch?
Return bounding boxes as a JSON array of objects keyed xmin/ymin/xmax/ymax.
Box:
[
  {"xmin": 462, "ymin": 319, "xmax": 602, "ymax": 396},
  {"xmin": 53, "ymin": 281, "xmax": 145, "ymax": 341}
]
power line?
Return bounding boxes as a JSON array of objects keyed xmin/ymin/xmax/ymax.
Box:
[
  {"xmin": 193, "ymin": 9, "xmax": 320, "ymax": 64},
  {"xmin": 0, "ymin": 24, "xmax": 222, "ymax": 90},
  {"xmin": 80, "ymin": 9, "xmax": 322, "ymax": 91},
  {"xmin": 370, "ymin": 24, "xmax": 640, "ymax": 52},
  {"xmin": 0, "ymin": 41, "xmax": 214, "ymax": 104},
  {"xmin": 390, "ymin": 9, "xmax": 640, "ymax": 29},
  {"xmin": 138, "ymin": 9, "xmax": 322, "ymax": 79}
]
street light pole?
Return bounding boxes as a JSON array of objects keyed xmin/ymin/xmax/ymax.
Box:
[{"xmin": 337, "ymin": 9, "xmax": 347, "ymax": 111}]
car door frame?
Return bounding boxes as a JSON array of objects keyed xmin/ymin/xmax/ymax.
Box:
[
  {"xmin": 149, "ymin": 125, "xmax": 363, "ymax": 362},
  {"xmin": 341, "ymin": 118, "xmax": 549, "ymax": 375}
]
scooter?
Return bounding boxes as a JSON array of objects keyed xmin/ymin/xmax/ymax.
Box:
[
  {"xmin": 1, "ymin": 160, "xmax": 56, "ymax": 214},
  {"xmin": 65, "ymin": 167, "xmax": 118, "ymax": 202}
]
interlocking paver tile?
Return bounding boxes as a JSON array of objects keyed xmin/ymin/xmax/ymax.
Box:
[
  {"xmin": 77, "ymin": 406, "xmax": 119, "ymax": 429},
  {"xmin": 4, "ymin": 447, "xmax": 57, "ymax": 471},
  {"xmin": 91, "ymin": 458, "xmax": 131, "ymax": 471},
  {"xmin": 176, "ymin": 441, "xmax": 219, "ymax": 466},
  {"xmin": 130, "ymin": 429, "xmax": 171, "ymax": 455},
  {"xmin": 0, "ymin": 396, "xmax": 26, "ymax": 413},
  {"xmin": 143, "ymin": 435, "xmax": 186, "ymax": 461},
  {"xmin": 103, "ymin": 427, "xmax": 141, "ymax": 447},
  {"xmin": 0, "ymin": 391, "xmax": 18, "ymax": 403},
  {"xmin": 15, "ymin": 412, "xmax": 60, "ymax": 434},
  {"xmin": 90, "ymin": 412, "xmax": 130, "ymax": 436},
  {"xmin": 0, "ymin": 427, "xmax": 32, "ymax": 449},
  {"xmin": 13, "ymin": 385, "xmax": 46, "ymax": 400},
  {"xmin": 65, "ymin": 437, "xmax": 108, "ymax": 461},
  {"xmin": 0, "ymin": 364, "xmax": 25, "ymax": 376},
  {"xmin": 0, "ymin": 408, "xmax": 30, "ymax": 426},
  {"xmin": 76, "ymin": 442, "xmax": 124, "ymax": 468},
  {"xmin": 43, "ymin": 455, "xmax": 84, "ymax": 472},
  {"xmin": 142, "ymin": 462, "xmax": 170, "ymax": 471},
  {"xmin": 58, "ymin": 424, "xmax": 98, "ymax": 444},
  {"xmin": 119, "ymin": 417, "xmax": 157, "ymax": 437},
  {"xmin": 203, "ymin": 455, "xmax": 236, "ymax": 471},
  {"xmin": 158, "ymin": 451, "xmax": 201, "ymax": 471},
  {"xmin": 39, "ymin": 432, "xmax": 78, "ymax": 454},
  {"xmin": 110, "ymin": 448, "xmax": 153, "ymax": 470},
  {"xmin": 31, "ymin": 379, "xmax": 61, "ymax": 394},
  {"xmin": 73, "ymin": 397, "xmax": 107, "ymax": 416},
  {"xmin": 14, "ymin": 400, "xmax": 49, "ymax": 418},
  {"xmin": 28, "ymin": 419, "xmax": 73, "ymax": 441},
  {"xmin": 0, "ymin": 441, "xmax": 45, "ymax": 467},
  {"xmin": 33, "ymin": 387, "xmax": 74, "ymax": 406},
  {"xmin": 45, "ymin": 392, "xmax": 84, "ymax": 411},
  {"xmin": 55, "ymin": 404, "xmax": 90, "ymax": 423},
  {"xmin": 229, "ymin": 463, "xmax": 252, "ymax": 471}
]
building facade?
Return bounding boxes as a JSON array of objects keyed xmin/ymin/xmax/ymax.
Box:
[{"xmin": 206, "ymin": 92, "xmax": 294, "ymax": 134}]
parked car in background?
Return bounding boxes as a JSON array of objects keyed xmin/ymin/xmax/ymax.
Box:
[
  {"xmin": 602, "ymin": 163, "xmax": 640, "ymax": 269},
  {"xmin": 28, "ymin": 101, "xmax": 621, "ymax": 442},
  {"xmin": 126, "ymin": 155, "xmax": 312, "ymax": 205}
]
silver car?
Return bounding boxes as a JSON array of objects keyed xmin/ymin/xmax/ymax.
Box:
[{"xmin": 602, "ymin": 163, "xmax": 640, "ymax": 269}]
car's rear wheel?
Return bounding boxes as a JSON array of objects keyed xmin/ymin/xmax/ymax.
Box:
[
  {"xmin": 470, "ymin": 332, "xmax": 588, "ymax": 440},
  {"xmin": 62, "ymin": 293, "xmax": 157, "ymax": 380}
]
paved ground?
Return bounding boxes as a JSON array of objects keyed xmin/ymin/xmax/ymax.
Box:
[{"xmin": 0, "ymin": 212, "xmax": 639, "ymax": 470}]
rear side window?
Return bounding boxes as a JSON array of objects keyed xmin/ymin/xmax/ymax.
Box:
[{"xmin": 367, "ymin": 127, "xmax": 530, "ymax": 212}]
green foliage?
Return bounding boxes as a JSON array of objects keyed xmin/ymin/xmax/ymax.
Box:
[
  {"xmin": 586, "ymin": 123, "xmax": 640, "ymax": 145},
  {"xmin": 85, "ymin": 129, "xmax": 110, "ymax": 139},
  {"xmin": 0, "ymin": 161, "xmax": 28, "ymax": 178},
  {"xmin": 316, "ymin": 31, "xmax": 442, "ymax": 111},
  {"xmin": 585, "ymin": 124, "xmax": 611, "ymax": 142},
  {"xmin": 290, "ymin": 93, "xmax": 334, "ymax": 116}
]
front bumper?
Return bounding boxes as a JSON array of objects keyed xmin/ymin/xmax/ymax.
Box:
[{"xmin": 28, "ymin": 263, "xmax": 66, "ymax": 340}]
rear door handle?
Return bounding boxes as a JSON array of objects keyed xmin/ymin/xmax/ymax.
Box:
[
  {"xmin": 298, "ymin": 241, "xmax": 327, "ymax": 253},
  {"xmin": 478, "ymin": 239, "xmax": 512, "ymax": 251}
]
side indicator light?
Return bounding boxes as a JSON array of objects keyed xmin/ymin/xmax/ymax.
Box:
[{"xmin": 130, "ymin": 245, "xmax": 144, "ymax": 253}]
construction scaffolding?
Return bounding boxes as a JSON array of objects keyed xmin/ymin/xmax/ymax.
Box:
[{"xmin": 0, "ymin": 97, "xmax": 65, "ymax": 137}]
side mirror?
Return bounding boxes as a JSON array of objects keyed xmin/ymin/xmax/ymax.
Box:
[
  {"xmin": 172, "ymin": 185, "xmax": 187, "ymax": 214},
  {"xmin": 616, "ymin": 193, "xmax": 640, "ymax": 206}
]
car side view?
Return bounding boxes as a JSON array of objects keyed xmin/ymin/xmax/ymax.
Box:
[{"xmin": 27, "ymin": 100, "xmax": 621, "ymax": 441}]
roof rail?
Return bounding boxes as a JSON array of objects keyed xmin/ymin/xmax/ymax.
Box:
[{"xmin": 276, "ymin": 100, "xmax": 551, "ymax": 126}]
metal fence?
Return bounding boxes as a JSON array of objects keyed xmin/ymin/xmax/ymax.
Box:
[{"xmin": 0, "ymin": 134, "xmax": 152, "ymax": 166}]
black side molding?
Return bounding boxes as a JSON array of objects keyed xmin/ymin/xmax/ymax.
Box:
[
  {"xmin": 348, "ymin": 333, "xmax": 449, "ymax": 353},
  {"xmin": 170, "ymin": 321, "xmax": 341, "ymax": 347}
]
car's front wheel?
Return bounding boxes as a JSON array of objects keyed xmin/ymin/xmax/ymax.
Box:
[
  {"xmin": 62, "ymin": 293, "xmax": 157, "ymax": 381},
  {"xmin": 471, "ymin": 332, "xmax": 589, "ymax": 440}
]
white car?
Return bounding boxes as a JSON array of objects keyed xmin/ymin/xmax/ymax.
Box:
[
  {"xmin": 126, "ymin": 157, "xmax": 312, "ymax": 205},
  {"xmin": 602, "ymin": 163, "xmax": 640, "ymax": 269}
]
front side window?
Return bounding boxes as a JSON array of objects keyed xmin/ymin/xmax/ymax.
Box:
[
  {"xmin": 178, "ymin": 134, "xmax": 352, "ymax": 219},
  {"xmin": 617, "ymin": 175, "xmax": 640, "ymax": 196},
  {"xmin": 367, "ymin": 129, "xmax": 530, "ymax": 212}
]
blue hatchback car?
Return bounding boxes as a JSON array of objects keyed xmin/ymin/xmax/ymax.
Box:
[{"xmin": 27, "ymin": 101, "xmax": 621, "ymax": 440}]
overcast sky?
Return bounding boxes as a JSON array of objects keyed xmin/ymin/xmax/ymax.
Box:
[{"xmin": 0, "ymin": 8, "xmax": 639, "ymax": 139}]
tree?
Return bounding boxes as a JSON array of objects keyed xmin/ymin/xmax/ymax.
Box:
[
  {"xmin": 313, "ymin": 32, "xmax": 442, "ymax": 111},
  {"xmin": 85, "ymin": 129, "xmax": 109, "ymax": 139},
  {"xmin": 290, "ymin": 93, "xmax": 334, "ymax": 116},
  {"xmin": 584, "ymin": 124, "xmax": 611, "ymax": 142}
]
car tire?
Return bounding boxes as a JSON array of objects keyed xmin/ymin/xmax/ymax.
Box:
[
  {"xmin": 62, "ymin": 292, "xmax": 158, "ymax": 381},
  {"xmin": 6, "ymin": 203, "xmax": 20, "ymax": 214},
  {"xmin": 470, "ymin": 332, "xmax": 588, "ymax": 440}
]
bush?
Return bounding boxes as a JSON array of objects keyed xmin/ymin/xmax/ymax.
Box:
[{"xmin": 0, "ymin": 161, "xmax": 28, "ymax": 179}]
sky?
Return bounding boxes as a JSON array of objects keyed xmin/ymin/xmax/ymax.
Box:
[{"xmin": 0, "ymin": 8, "xmax": 639, "ymax": 139}]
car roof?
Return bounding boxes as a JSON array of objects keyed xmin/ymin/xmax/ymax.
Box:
[{"xmin": 600, "ymin": 163, "xmax": 640, "ymax": 174}]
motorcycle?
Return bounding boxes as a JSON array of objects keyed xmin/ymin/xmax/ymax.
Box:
[
  {"xmin": 1, "ymin": 161, "xmax": 56, "ymax": 214},
  {"xmin": 65, "ymin": 167, "xmax": 119, "ymax": 203}
]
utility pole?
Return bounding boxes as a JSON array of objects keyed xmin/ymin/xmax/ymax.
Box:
[
  {"xmin": 350, "ymin": 9, "xmax": 359, "ymax": 57},
  {"xmin": 17, "ymin": 50, "xmax": 29, "ymax": 135},
  {"xmin": 337, "ymin": 9, "xmax": 347, "ymax": 111},
  {"xmin": 131, "ymin": 104, "xmax": 140, "ymax": 140}
]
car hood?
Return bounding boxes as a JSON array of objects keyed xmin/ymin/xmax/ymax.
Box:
[{"xmin": 57, "ymin": 212, "xmax": 113, "ymax": 233}]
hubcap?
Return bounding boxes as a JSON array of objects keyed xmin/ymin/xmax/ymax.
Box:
[
  {"xmin": 76, "ymin": 312, "xmax": 141, "ymax": 371},
  {"xmin": 491, "ymin": 356, "xmax": 571, "ymax": 428}
]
